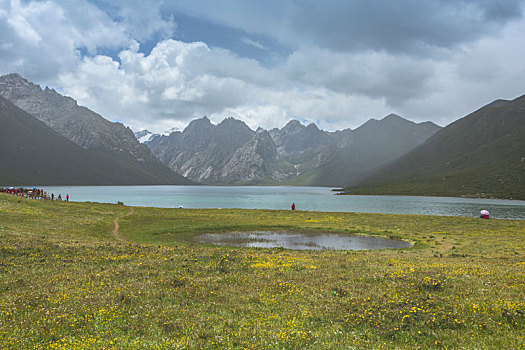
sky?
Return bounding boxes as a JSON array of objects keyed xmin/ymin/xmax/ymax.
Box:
[{"xmin": 1, "ymin": 0, "xmax": 524, "ymax": 133}]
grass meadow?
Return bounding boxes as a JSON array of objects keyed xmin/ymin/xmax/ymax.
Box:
[{"xmin": 0, "ymin": 193, "xmax": 524, "ymax": 349}]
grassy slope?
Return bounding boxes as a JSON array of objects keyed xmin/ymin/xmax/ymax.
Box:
[
  {"xmin": 345, "ymin": 153, "xmax": 524, "ymax": 199},
  {"xmin": 346, "ymin": 96, "xmax": 525, "ymax": 199},
  {"xmin": 1, "ymin": 194, "xmax": 524, "ymax": 349},
  {"xmin": 0, "ymin": 96, "xmax": 192, "ymax": 186}
]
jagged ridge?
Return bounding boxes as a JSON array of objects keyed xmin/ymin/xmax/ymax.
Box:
[{"xmin": 147, "ymin": 114, "xmax": 441, "ymax": 186}]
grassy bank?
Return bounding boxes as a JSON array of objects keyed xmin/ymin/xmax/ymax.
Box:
[{"xmin": 1, "ymin": 194, "xmax": 524, "ymax": 349}]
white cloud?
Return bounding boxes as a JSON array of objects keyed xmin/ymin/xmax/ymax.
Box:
[
  {"xmin": 0, "ymin": 0, "xmax": 78, "ymax": 80},
  {"xmin": 108, "ymin": 0, "xmax": 176, "ymax": 42},
  {"xmin": 58, "ymin": 38, "xmax": 397, "ymax": 132},
  {"xmin": 7, "ymin": 3, "xmax": 42, "ymax": 44},
  {"xmin": 58, "ymin": 39, "xmax": 269, "ymax": 131},
  {"xmin": 240, "ymin": 37, "xmax": 268, "ymax": 50},
  {"xmin": 0, "ymin": 0, "xmax": 174, "ymax": 82}
]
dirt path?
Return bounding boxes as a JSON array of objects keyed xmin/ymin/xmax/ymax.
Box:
[{"xmin": 112, "ymin": 207, "xmax": 135, "ymax": 242}]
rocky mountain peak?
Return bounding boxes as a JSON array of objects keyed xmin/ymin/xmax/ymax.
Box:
[
  {"xmin": 282, "ymin": 119, "xmax": 304, "ymax": 133},
  {"xmin": 286, "ymin": 119, "xmax": 303, "ymax": 126},
  {"xmin": 190, "ymin": 115, "xmax": 212, "ymax": 126},
  {"xmin": 183, "ymin": 116, "xmax": 214, "ymax": 134},
  {"xmin": 381, "ymin": 114, "xmax": 416, "ymax": 129},
  {"xmin": 382, "ymin": 113, "xmax": 404, "ymax": 121},
  {"xmin": 0, "ymin": 73, "xmax": 79, "ymax": 121},
  {"xmin": 306, "ymin": 122, "xmax": 320, "ymax": 130},
  {"xmin": 0, "ymin": 73, "xmax": 27, "ymax": 86},
  {"xmin": 218, "ymin": 117, "xmax": 252, "ymax": 133},
  {"xmin": 358, "ymin": 114, "xmax": 411, "ymax": 131},
  {"xmin": 0, "ymin": 73, "xmax": 41, "ymax": 95},
  {"xmin": 215, "ymin": 118, "xmax": 254, "ymax": 154},
  {"xmin": 150, "ymin": 116, "xmax": 284, "ymax": 184}
]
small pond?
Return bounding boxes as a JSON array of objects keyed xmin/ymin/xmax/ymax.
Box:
[{"xmin": 196, "ymin": 231, "xmax": 412, "ymax": 251}]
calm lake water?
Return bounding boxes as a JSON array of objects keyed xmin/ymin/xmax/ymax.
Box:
[
  {"xmin": 41, "ymin": 185, "xmax": 525, "ymax": 220},
  {"xmin": 197, "ymin": 231, "xmax": 413, "ymax": 251}
]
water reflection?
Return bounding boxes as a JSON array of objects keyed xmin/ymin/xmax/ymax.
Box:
[{"xmin": 197, "ymin": 231, "xmax": 412, "ymax": 251}]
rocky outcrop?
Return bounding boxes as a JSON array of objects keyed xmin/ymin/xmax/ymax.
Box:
[{"xmin": 222, "ymin": 130, "xmax": 279, "ymax": 183}]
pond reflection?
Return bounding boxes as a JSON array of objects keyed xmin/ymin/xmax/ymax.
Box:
[{"xmin": 197, "ymin": 231, "xmax": 412, "ymax": 251}]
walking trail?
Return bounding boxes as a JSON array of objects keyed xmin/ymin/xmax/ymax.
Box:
[{"xmin": 112, "ymin": 207, "xmax": 135, "ymax": 242}]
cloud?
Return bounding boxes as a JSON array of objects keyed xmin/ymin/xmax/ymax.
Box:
[
  {"xmin": 240, "ymin": 37, "xmax": 268, "ymax": 50},
  {"xmin": 58, "ymin": 40, "xmax": 272, "ymax": 130},
  {"xmin": 289, "ymin": 0, "xmax": 524, "ymax": 54},
  {"xmin": 87, "ymin": 0, "xmax": 176, "ymax": 43},
  {"xmin": 0, "ymin": 0, "xmax": 128, "ymax": 81},
  {"xmin": 2, "ymin": 0, "xmax": 525, "ymax": 134},
  {"xmin": 163, "ymin": 0, "xmax": 525, "ymax": 55},
  {"xmin": 283, "ymin": 47, "xmax": 435, "ymax": 106},
  {"xmin": 58, "ymin": 38, "xmax": 400, "ymax": 132},
  {"xmin": 6, "ymin": 6, "xmax": 42, "ymax": 44},
  {"xmin": 0, "ymin": 0, "xmax": 175, "ymax": 82},
  {"xmin": 397, "ymin": 18, "xmax": 525, "ymax": 125}
]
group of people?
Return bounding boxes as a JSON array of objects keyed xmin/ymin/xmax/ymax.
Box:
[{"xmin": 0, "ymin": 187, "xmax": 69, "ymax": 201}]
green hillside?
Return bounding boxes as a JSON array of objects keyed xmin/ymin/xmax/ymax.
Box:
[
  {"xmin": 0, "ymin": 96, "xmax": 192, "ymax": 185},
  {"xmin": 345, "ymin": 95, "xmax": 525, "ymax": 199}
]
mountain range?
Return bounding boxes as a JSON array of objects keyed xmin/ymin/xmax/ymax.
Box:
[
  {"xmin": 138, "ymin": 114, "xmax": 441, "ymax": 186},
  {"xmin": 0, "ymin": 73, "xmax": 191, "ymax": 185},
  {"xmin": 2, "ymin": 73, "xmax": 521, "ymax": 199}
]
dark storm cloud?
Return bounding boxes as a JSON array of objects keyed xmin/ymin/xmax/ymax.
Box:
[
  {"xmin": 163, "ymin": 0, "xmax": 524, "ymax": 55},
  {"xmin": 289, "ymin": 0, "xmax": 524, "ymax": 54}
]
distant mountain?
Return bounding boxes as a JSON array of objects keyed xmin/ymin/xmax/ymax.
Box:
[
  {"xmin": 135, "ymin": 129, "xmax": 155, "ymax": 142},
  {"xmin": 134, "ymin": 127, "xmax": 179, "ymax": 148},
  {"xmin": 345, "ymin": 96, "xmax": 525, "ymax": 199},
  {"xmin": 269, "ymin": 120, "xmax": 335, "ymax": 164},
  {"xmin": 0, "ymin": 73, "xmax": 191, "ymax": 185},
  {"xmin": 294, "ymin": 114, "xmax": 441, "ymax": 186},
  {"xmin": 147, "ymin": 114, "xmax": 440, "ymax": 186}
]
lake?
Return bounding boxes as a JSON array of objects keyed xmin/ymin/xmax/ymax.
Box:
[{"xmin": 41, "ymin": 185, "xmax": 525, "ymax": 220}]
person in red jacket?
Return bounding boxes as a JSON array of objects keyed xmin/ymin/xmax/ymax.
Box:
[{"xmin": 291, "ymin": 203, "xmax": 295, "ymax": 210}]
